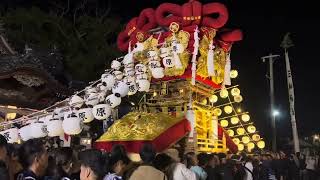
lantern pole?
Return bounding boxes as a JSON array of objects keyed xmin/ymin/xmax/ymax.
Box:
[{"xmin": 261, "ymin": 53, "xmax": 280, "ymax": 152}]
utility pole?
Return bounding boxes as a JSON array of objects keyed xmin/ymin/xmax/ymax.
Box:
[
  {"xmin": 281, "ymin": 33, "xmax": 300, "ymax": 153},
  {"xmin": 261, "ymin": 54, "xmax": 280, "ymax": 152}
]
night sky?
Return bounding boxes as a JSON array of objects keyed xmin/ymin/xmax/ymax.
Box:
[{"xmin": 2, "ymin": 0, "xmax": 320, "ymax": 146}]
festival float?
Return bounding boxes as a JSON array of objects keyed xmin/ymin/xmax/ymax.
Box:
[{"xmin": 0, "ymin": 0, "xmax": 265, "ymax": 154}]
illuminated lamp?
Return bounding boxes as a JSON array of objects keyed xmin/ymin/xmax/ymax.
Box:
[
  {"xmin": 213, "ymin": 108, "xmax": 222, "ymax": 116},
  {"xmin": 233, "ymin": 138, "xmax": 240, "ymax": 145},
  {"xmin": 238, "ymin": 143, "xmax": 244, "ymax": 151},
  {"xmin": 219, "ymin": 89, "xmax": 228, "ymax": 98},
  {"xmin": 227, "ymin": 129, "xmax": 234, "ymax": 137},
  {"xmin": 231, "ymin": 88, "xmax": 240, "ymax": 96},
  {"xmin": 242, "ymin": 136, "xmax": 250, "ymax": 144},
  {"xmin": 230, "ymin": 70, "xmax": 238, "ymax": 78},
  {"xmin": 237, "ymin": 128, "xmax": 245, "ymax": 135},
  {"xmin": 257, "ymin": 140, "xmax": 266, "ymax": 149},
  {"xmin": 220, "ymin": 120, "xmax": 228, "ymax": 127},
  {"xmin": 241, "ymin": 114, "xmax": 250, "ymax": 122},
  {"xmin": 234, "ymin": 95, "xmax": 243, "ymax": 103},
  {"xmin": 224, "ymin": 106, "xmax": 233, "ymax": 114},
  {"xmin": 231, "ymin": 117, "xmax": 239, "ymax": 125},
  {"xmin": 247, "ymin": 125, "xmax": 256, "ymax": 133},
  {"xmin": 209, "ymin": 95, "xmax": 218, "ymax": 103},
  {"xmin": 252, "ymin": 134, "xmax": 261, "ymax": 141}
]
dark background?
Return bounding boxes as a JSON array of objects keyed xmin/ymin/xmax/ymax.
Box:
[{"xmin": 2, "ymin": 0, "xmax": 319, "ymax": 147}]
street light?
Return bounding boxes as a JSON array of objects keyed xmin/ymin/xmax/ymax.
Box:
[{"xmin": 272, "ymin": 110, "xmax": 280, "ymax": 117}]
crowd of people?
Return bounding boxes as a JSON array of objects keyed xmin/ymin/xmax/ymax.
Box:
[{"xmin": 0, "ymin": 134, "xmax": 319, "ymax": 180}]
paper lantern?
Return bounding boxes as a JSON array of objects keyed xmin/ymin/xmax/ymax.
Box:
[
  {"xmin": 247, "ymin": 142, "xmax": 255, "ymax": 150},
  {"xmin": 233, "ymin": 138, "xmax": 240, "ymax": 145},
  {"xmin": 231, "ymin": 117, "xmax": 239, "ymax": 125},
  {"xmin": 62, "ymin": 115, "xmax": 83, "ymax": 135},
  {"xmin": 148, "ymin": 60, "xmax": 161, "ymax": 70},
  {"xmin": 252, "ymin": 134, "xmax": 261, "ymax": 141},
  {"xmin": 201, "ymin": 98, "xmax": 207, "ymax": 105},
  {"xmin": 151, "ymin": 67, "xmax": 165, "ymax": 79},
  {"xmin": 136, "ymin": 79, "xmax": 150, "ymax": 92},
  {"xmin": 231, "ymin": 88, "xmax": 240, "ymax": 96},
  {"xmin": 237, "ymin": 128, "xmax": 245, "ymax": 135},
  {"xmin": 0, "ymin": 128, "xmax": 19, "ymax": 143},
  {"xmin": 101, "ymin": 74, "xmax": 116, "ymax": 90},
  {"xmin": 136, "ymin": 73, "xmax": 148, "ymax": 80},
  {"xmin": 77, "ymin": 108, "xmax": 94, "ymax": 123},
  {"xmin": 227, "ymin": 130, "xmax": 234, "ymax": 137},
  {"xmin": 123, "ymin": 76, "xmax": 136, "ymax": 83},
  {"xmin": 159, "ymin": 47, "xmax": 169, "ymax": 58},
  {"xmin": 220, "ymin": 120, "xmax": 228, "ymax": 127},
  {"xmin": 135, "ymin": 64, "xmax": 147, "ymax": 75},
  {"xmin": 85, "ymin": 93, "xmax": 100, "ymax": 106},
  {"xmin": 98, "ymin": 91, "xmax": 107, "ymax": 103},
  {"xmin": 162, "ymin": 56, "xmax": 174, "ymax": 67},
  {"xmin": 230, "ymin": 70, "xmax": 238, "ymax": 78},
  {"xmin": 124, "ymin": 68, "xmax": 135, "ymax": 77},
  {"xmin": 97, "ymin": 83, "xmax": 108, "ymax": 92},
  {"xmin": 92, "ymin": 104, "xmax": 111, "ymax": 120},
  {"xmin": 224, "ymin": 106, "xmax": 233, "ymax": 114},
  {"xmin": 113, "ymin": 71, "xmax": 123, "ymax": 80},
  {"xmin": 112, "ymin": 81, "xmax": 129, "ymax": 97},
  {"xmin": 19, "ymin": 125, "xmax": 32, "ymax": 141},
  {"xmin": 123, "ymin": 53, "xmax": 134, "ymax": 68},
  {"xmin": 146, "ymin": 50, "xmax": 158, "ymax": 60},
  {"xmin": 213, "ymin": 108, "xmax": 222, "ymax": 116},
  {"xmin": 241, "ymin": 114, "xmax": 250, "ymax": 122},
  {"xmin": 132, "ymin": 43, "xmax": 144, "ymax": 53},
  {"xmin": 105, "ymin": 94, "xmax": 121, "ymax": 108},
  {"xmin": 257, "ymin": 140, "xmax": 265, "ymax": 149},
  {"xmin": 242, "ymin": 136, "xmax": 250, "ymax": 144},
  {"xmin": 234, "ymin": 95, "xmax": 243, "ymax": 103},
  {"xmin": 54, "ymin": 107, "xmax": 65, "ymax": 119},
  {"xmin": 47, "ymin": 119, "xmax": 64, "ymax": 137},
  {"xmin": 209, "ymin": 95, "xmax": 218, "ymax": 103},
  {"xmin": 238, "ymin": 143, "xmax": 244, "ymax": 151},
  {"xmin": 247, "ymin": 125, "xmax": 256, "ymax": 133},
  {"xmin": 219, "ymin": 89, "xmax": 228, "ymax": 98},
  {"xmin": 85, "ymin": 86, "xmax": 98, "ymax": 94},
  {"xmin": 111, "ymin": 60, "xmax": 121, "ymax": 70},
  {"xmin": 69, "ymin": 95, "xmax": 84, "ymax": 108},
  {"xmin": 127, "ymin": 82, "xmax": 138, "ymax": 95},
  {"xmin": 31, "ymin": 122, "xmax": 48, "ymax": 138}
]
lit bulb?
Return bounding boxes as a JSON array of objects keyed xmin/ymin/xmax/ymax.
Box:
[
  {"xmin": 209, "ymin": 95, "xmax": 218, "ymax": 103},
  {"xmin": 153, "ymin": 91, "xmax": 157, "ymax": 97},
  {"xmin": 230, "ymin": 70, "xmax": 238, "ymax": 78}
]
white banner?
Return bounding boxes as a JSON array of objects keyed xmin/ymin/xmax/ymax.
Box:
[{"xmin": 285, "ymin": 50, "xmax": 300, "ymax": 153}]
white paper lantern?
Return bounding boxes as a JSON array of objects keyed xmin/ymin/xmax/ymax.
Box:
[
  {"xmin": 135, "ymin": 64, "xmax": 147, "ymax": 75},
  {"xmin": 85, "ymin": 86, "xmax": 98, "ymax": 94},
  {"xmin": 132, "ymin": 43, "xmax": 144, "ymax": 53},
  {"xmin": 77, "ymin": 108, "xmax": 95, "ymax": 123},
  {"xmin": 69, "ymin": 95, "xmax": 84, "ymax": 108},
  {"xmin": 124, "ymin": 68, "xmax": 135, "ymax": 77},
  {"xmin": 31, "ymin": 122, "xmax": 48, "ymax": 138},
  {"xmin": 172, "ymin": 43, "xmax": 184, "ymax": 53},
  {"xmin": 146, "ymin": 50, "xmax": 157, "ymax": 59},
  {"xmin": 101, "ymin": 74, "xmax": 116, "ymax": 90},
  {"xmin": 105, "ymin": 94, "xmax": 122, "ymax": 108},
  {"xmin": 62, "ymin": 115, "xmax": 83, "ymax": 135},
  {"xmin": 151, "ymin": 67, "xmax": 164, "ymax": 79},
  {"xmin": 111, "ymin": 60, "xmax": 121, "ymax": 70},
  {"xmin": 148, "ymin": 60, "xmax": 161, "ymax": 70},
  {"xmin": 127, "ymin": 82, "xmax": 138, "ymax": 95},
  {"xmin": 96, "ymin": 83, "xmax": 108, "ymax": 92},
  {"xmin": 0, "ymin": 128, "xmax": 19, "ymax": 143},
  {"xmin": 97, "ymin": 91, "xmax": 107, "ymax": 103},
  {"xmin": 136, "ymin": 73, "xmax": 148, "ymax": 80},
  {"xmin": 123, "ymin": 76, "xmax": 136, "ymax": 84},
  {"xmin": 162, "ymin": 56, "xmax": 174, "ymax": 68},
  {"xmin": 92, "ymin": 104, "xmax": 111, "ymax": 120},
  {"xmin": 85, "ymin": 93, "xmax": 100, "ymax": 106},
  {"xmin": 112, "ymin": 81, "xmax": 129, "ymax": 97},
  {"xmin": 159, "ymin": 47, "xmax": 169, "ymax": 58},
  {"xmin": 113, "ymin": 71, "xmax": 123, "ymax": 80},
  {"xmin": 47, "ymin": 119, "xmax": 64, "ymax": 137},
  {"xmin": 19, "ymin": 125, "xmax": 32, "ymax": 141},
  {"xmin": 136, "ymin": 79, "xmax": 150, "ymax": 92},
  {"xmin": 123, "ymin": 53, "xmax": 134, "ymax": 68}
]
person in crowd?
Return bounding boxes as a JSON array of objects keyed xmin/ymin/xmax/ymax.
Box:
[
  {"xmin": 16, "ymin": 139, "xmax": 49, "ymax": 180},
  {"xmin": 305, "ymin": 151, "xmax": 318, "ymax": 180},
  {"xmin": 79, "ymin": 149, "xmax": 106, "ymax": 180},
  {"xmin": 46, "ymin": 147, "xmax": 74, "ymax": 180},
  {"xmin": 163, "ymin": 148, "xmax": 196, "ymax": 180},
  {"xmin": 190, "ymin": 153, "xmax": 208, "ymax": 180},
  {"xmin": 184, "ymin": 152, "xmax": 197, "ymax": 169},
  {"xmin": 0, "ymin": 134, "xmax": 8, "ymax": 163},
  {"xmin": 0, "ymin": 160, "xmax": 9, "ymax": 180},
  {"xmin": 242, "ymin": 154, "xmax": 253, "ymax": 180},
  {"xmin": 288, "ymin": 153, "xmax": 300, "ymax": 180},
  {"xmin": 7, "ymin": 144, "xmax": 23, "ymax": 180},
  {"xmin": 205, "ymin": 154, "xmax": 218, "ymax": 180},
  {"xmin": 104, "ymin": 151, "xmax": 130, "ymax": 180},
  {"xmin": 129, "ymin": 143, "xmax": 167, "ymax": 180}
]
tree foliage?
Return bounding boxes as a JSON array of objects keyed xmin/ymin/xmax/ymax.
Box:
[{"xmin": 1, "ymin": 1, "xmax": 123, "ymax": 81}]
